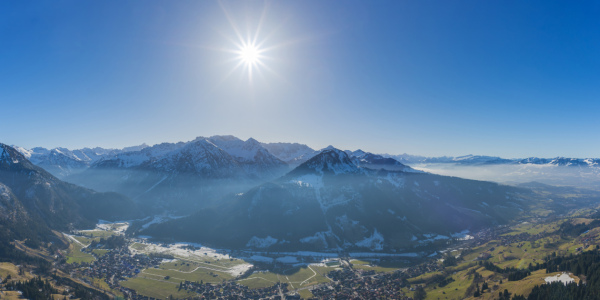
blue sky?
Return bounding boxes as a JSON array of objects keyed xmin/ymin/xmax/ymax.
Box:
[{"xmin": 1, "ymin": 1, "xmax": 599, "ymax": 158}]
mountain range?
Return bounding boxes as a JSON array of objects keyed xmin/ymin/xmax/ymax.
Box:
[
  {"xmin": 0, "ymin": 143, "xmax": 139, "ymax": 246},
  {"xmin": 7, "ymin": 135, "xmax": 600, "ymax": 252},
  {"xmin": 18, "ymin": 139, "xmax": 600, "ymax": 182},
  {"xmin": 140, "ymin": 148, "xmax": 528, "ymax": 251},
  {"xmin": 384, "ymin": 153, "xmax": 600, "ymax": 167},
  {"xmin": 16, "ymin": 136, "xmax": 419, "ymax": 213}
]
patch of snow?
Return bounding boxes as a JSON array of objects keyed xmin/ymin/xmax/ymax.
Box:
[
  {"xmin": 545, "ymin": 272, "xmax": 576, "ymax": 285},
  {"xmin": 246, "ymin": 251, "xmax": 339, "ymax": 258},
  {"xmin": 419, "ymin": 234, "xmax": 451, "ymax": 244},
  {"xmin": 385, "ymin": 173, "xmax": 405, "ymax": 188},
  {"xmin": 451, "ymin": 230, "xmax": 474, "ymax": 240},
  {"xmin": 300, "ymin": 231, "xmax": 330, "ymax": 248},
  {"xmin": 129, "ymin": 241, "xmax": 252, "ymax": 276},
  {"xmin": 96, "ymin": 222, "xmax": 129, "ymax": 233},
  {"xmin": 355, "ymin": 229, "xmax": 384, "ymax": 251}
]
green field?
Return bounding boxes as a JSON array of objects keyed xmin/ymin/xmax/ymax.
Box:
[
  {"xmin": 66, "ymin": 242, "xmax": 95, "ymax": 264},
  {"xmin": 121, "ymin": 276, "xmax": 192, "ymax": 299},
  {"xmin": 502, "ymin": 221, "xmax": 561, "ymax": 236},
  {"xmin": 72, "ymin": 235, "xmax": 93, "ymax": 246},
  {"xmin": 92, "ymin": 249, "xmax": 109, "ymax": 257},
  {"xmin": 237, "ymin": 273, "xmax": 280, "ymax": 289},
  {"xmin": 130, "ymin": 242, "xmax": 148, "ymax": 251},
  {"xmin": 351, "ymin": 259, "xmax": 399, "ymax": 273},
  {"xmin": 235, "ymin": 264, "xmax": 331, "ymax": 292},
  {"xmin": 142, "ymin": 266, "xmax": 233, "ymax": 283},
  {"xmin": 79, "ymin": 230, "xmax": 116, "ymax": 238},
  {"xmin": 120, "ymin": 255, "xmax": 241, "ymax": 298}
]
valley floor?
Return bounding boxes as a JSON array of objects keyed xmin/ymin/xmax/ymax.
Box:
[{"xmin": 4, "ymin": 205, "xmax": 600, "ymax": 300}]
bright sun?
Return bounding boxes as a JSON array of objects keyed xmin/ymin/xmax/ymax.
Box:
[
  {"xmin": 234, "ymin": 41, "xmax": 265, "ymax": 80},
  {"xmin": 239, "ymin": 43, "xmax": 260, "ymax": 65},
  {"xmin": 219, "ymin": 4, "xmax": 280, "ymax": 83}
]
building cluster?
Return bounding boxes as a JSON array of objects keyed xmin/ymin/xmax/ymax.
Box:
[
  {"xmin": 75, "ymin": 247, "xmax": 162, "ymax": 289},
  {"xmin": 310, "ymin": 268, "xmax": 409, "ymax": 299}
]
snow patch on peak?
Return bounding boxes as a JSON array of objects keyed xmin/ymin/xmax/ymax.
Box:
[{"xmin": 12, "ymin": 146, "xmax": 32, "ymax": 159}]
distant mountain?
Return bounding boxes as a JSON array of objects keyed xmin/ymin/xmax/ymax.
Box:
[
  {"xmin": 14, "ymin": 144, "xmax": 149, "ymax": 178},
  {"xmin": 382, "ymin": 153, "xmax": 600, "ymax": 167},
  {"xmin": 142, "ymin": 148, "xmax": 527, "ymax": 251},
  {"xmin": 516, "ymin": 157, "xmax": 600, "ymax": 167},
  {"xmin": 382, "ymin": 153, "xmax": 600, "ymax": 188},
  {"xmin": 207, "ymin": 136, "xmax": 288, "ymax": 177},
  {"xmin": 289, "ymin": 148, "xmax": 359, "ymax": 175},
  {"xmin": 261, "ymin": 142, "xmax": 318, "ymax": 166},
  {"xmin": 262, "ymin": 143, "xmax": 418, "ymax": 173},
  {"xmin": 350, "ymin": 152, "xmax": 419, "ymax": 172},
  {"xmin": 67, "ymin": 137, "xmax": 289, "ymax": 213},
  {"xmin": 0, "ymin": 143, "xmax": 139, "ymax": 243},
  {"xmin": 267, "ymin": 143, "xmax": 418, "ymax": 173}
]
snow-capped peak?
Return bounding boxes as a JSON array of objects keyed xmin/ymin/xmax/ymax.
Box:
[
  {"xmin": 261, "ymin": 142, "xmax": 317, "ymax": 165},
  {"xmin": 349, "ymin": 149, "xmax": 367, "ymax": 157},
  {"xmin": 0, "ymin": 144, "xmax": 16, "ymax": 165},
  {"xmin": 320, "ymin": 145, "xmax": 338, "ymax": 152},
  {"xmin": 207, "ymin": 135, "xmax": 283, "ymax": 165},
  {"xmin": 293, "ymin": 148, "xmax": 360, "ymax": 175},
  {"xmin": 0, "ymin": 144, "xmax": 36, "ymax": 168}
]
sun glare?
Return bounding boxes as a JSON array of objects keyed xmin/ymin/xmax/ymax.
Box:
[
  {"xmin": 233, "ymin": 41, "xmax": 265, "ymax": 80},
  {"xmin": 239, "ymin": 43, "xmax": 260, "ymax": 65},
  {"xmin": 219, "ymin": 3, "xmax": 282, "ymax": 83}
]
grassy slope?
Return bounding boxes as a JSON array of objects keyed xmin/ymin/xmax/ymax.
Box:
[{"xmin": 400, "ymin": 214, "xmax": 600, "ymax": 300}]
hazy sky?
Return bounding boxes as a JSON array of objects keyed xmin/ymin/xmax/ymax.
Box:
[{"xmin": 2, "ymin": 1, "xmax": 600, "ymax": 158}]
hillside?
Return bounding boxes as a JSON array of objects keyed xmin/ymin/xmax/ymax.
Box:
[
  {"xmin": 0, "ymin": 143, "xmax": 140, "ymax": 242},
  {"xmin": 141, "ymin": 148, "xmax": 530, "ymax": 251}
]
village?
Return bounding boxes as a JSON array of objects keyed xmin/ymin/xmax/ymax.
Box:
[{"xmin": 51, "ymin": 217, "xmax": 569, "ymax": 300}]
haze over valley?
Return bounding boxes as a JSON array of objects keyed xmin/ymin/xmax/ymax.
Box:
[{"xmin": 3, "ymin": 1, "xmax": 600, "ymax": 299}]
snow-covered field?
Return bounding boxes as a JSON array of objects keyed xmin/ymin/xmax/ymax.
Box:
[
  {"xmin": 77, "ymin": 220, "xmax": 129, "ymax": 235},
  {"xmin": 97, "ymin": 222, "xmax": 129, "ymax": 233},
  {"xmin": 129, "ymin": 241, "xmax": 252, "ymax": 276},
  {"xmin": 545, "ymin": 273, "xmax": 576, "ymax": 285}
]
